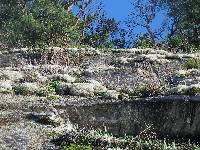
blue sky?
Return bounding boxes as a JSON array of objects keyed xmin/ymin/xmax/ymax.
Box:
[
  {"xmin": 103, "ymin": 0, "xmax": 133, "ymax": 21},
  {"xmin": 103, "ymin": 0, "xmax": 170, "ymax": 41}
]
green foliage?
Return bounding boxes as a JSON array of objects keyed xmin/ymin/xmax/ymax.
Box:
[
  {"xmin": 135, "ymin": 34, "xmax": 154, "ymax": 49},
  {"xmin": 131, "ymin": 83, "xmax": 166, "ymax": 97},
  {"xmin": 14, "ymin": 86, "xmax": 32, "ymax": 95},
  {"xmin": 160, "ymin": 0, "xmax": 200, "ymax": 51},
  {"xmin": 36, "ymin": 81, "xmax": 61, "ymax": 100},
  {"xmin": 1, "ymin": 0, "xmax": 83, "ymax": 48},
  {"xmin": 184, "ymin": 58, "xmax": 200, "ymax": 69},
  {"xmin": 48, "ymin": 80, "xmax": 61, "ymax": 93},
  {"xmin": 165, "ymin": 36, "xmax": 199, "ymax": 52},
  {"xmin": 186, "ymin": 86, "xmax": 200, "ymax": 96},
  {"xmin": 47, "ymin": 94, "xmax": 61, "ymax": 100},
  {"xmin": 82, "ymin": 17, "xmax": 119, "ymax": 48},
  {"xmin": 64, "ymin": 144, "xmax": 92, "ymax": 150}
]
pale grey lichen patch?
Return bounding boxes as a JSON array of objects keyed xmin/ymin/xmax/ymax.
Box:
[
  {"xmin": 47, "ymin": 74, "xmax": 76, "ymax": 83},
  {"xmin": 0, "ymin": 80, "xmax": 13, "ymax": 94},
  {"xmin": 69, "ymin": 83, "xmax": 107, "ymax": 97},
  {"xmin": 84, "ymin": 65, "xmax": 115, "ymax": 75},
  {"xmin": 101, "ymin": 90, "xmax": 121, "ymax": 100},
  {"xmin": 57, "ymin": 82, "xmax": 107, "ymax": 97},
  {"xmin": 170, "ymin": 84, "xmax": 200, "ymax": 95},
  {"xmin": 0, "ymin": 70, "xmax": 24, "ymax": 81}
]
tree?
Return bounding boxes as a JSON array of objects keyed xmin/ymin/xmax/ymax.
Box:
[
  {"xmin": 127, "ymin": 0, "xmax": 169, "ymax": 48},
  {"xmin": 0, "ymin": 0, "xmax": 83, "ymax": 48},
  {"xmin": 160, "ymin": 0, "xmax": 200, "ymax": 51},
  {"xmin": 82, "ymin": 15, "xmax": 119, "ymax": 48}
]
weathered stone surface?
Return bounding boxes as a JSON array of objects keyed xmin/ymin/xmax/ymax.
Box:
[
  {"xmin": 0, "ymin": 121, "xmax": 55, "ymax": 150},
  {"xmin": 0, "ymin": 70, "xmax": 24, "ymax": 81},
  {"xmin": 1, "ymin": 47, "xmax": 200, "ymax": 149},
  {"xmin": 54, "ymin": 95, "xmax": 200, "ymax": 138}
]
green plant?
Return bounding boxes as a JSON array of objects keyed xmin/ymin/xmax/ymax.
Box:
[
  {"xmin": 1, "ymin": 0, "xmax": 83, "ymax": 48},
  {"xmin": 48, "ymin": 80, "xmax": 61, "ymax": 94},
  {"xmin": 166, "ymin": 36, "xmax": 199, "ymax": 52},
  {"xmin": 47, "ymin": 94, "xmax": 61, "ymax": 100},
  {"xmin": 184, "ymin": 58, "xmax": 200, "ymax": 69},
  {"xmin": 132, "ymin": 83, "xmax": 165, "ymax": 97},
  {"xmin": 14, "ymin": 86, "xmax": 32, "ymax": 95},
  {"xmin": 186, "ymin": 86, "xmax": 200, "ymax": 96},
  {"xmin": 135, "ymin": 35, "xmax": 155, "ymax": 49},
  {"xmin": 64, "ymin": 144, "xmax": 92, "ymax": 150},
  {"xmin": 36, "ymin": 81, "xmax": 61, "ymax": 100}
]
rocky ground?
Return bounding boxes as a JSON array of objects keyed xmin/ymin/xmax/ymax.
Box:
[{"xmin": 1, "ymin": 47, "xmax": 200, "ymax": 149}]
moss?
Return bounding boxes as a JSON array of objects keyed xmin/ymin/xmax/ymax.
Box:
[
  {"xmin": 185, "ymin": 86, "xmax": 200, "ymax": 96},
  {"xmin": 174, "ymin": 70, "xmax": 190, "ymax": 78},
  {"xmin": 47, "ymin": 94, "xmax": 61, "ymax": 100},
  {"xmin": 13, "ymin": 86, "xmax": 32, "ymax": 95},
  {"xmin": 184, "ymin": 58, "xmax": 200, "ymax": 69},
  {"xmin": 64, "ymin": 144, "xmax": 92, "ymax": 150}
]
